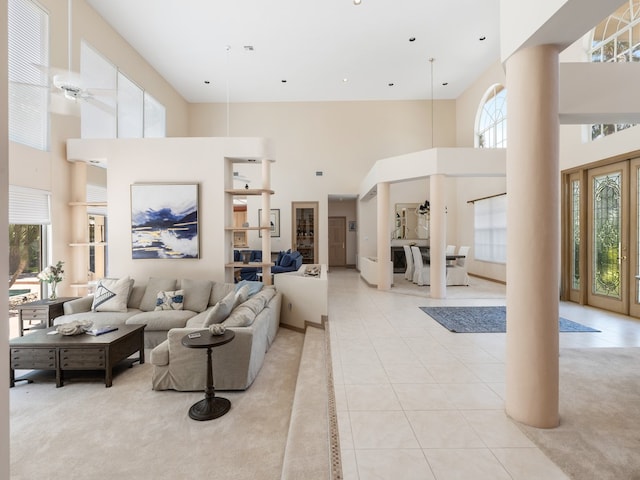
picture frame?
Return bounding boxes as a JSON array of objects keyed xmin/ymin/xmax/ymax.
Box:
[
  {"xmin": 348, "ymin": 220, "xmax": 357, "ymax": 232},
  {"xmin": 130, "ymin": 183, "xmax": 199, "ymax": 259},
  {"xmin": 258, "ymin": 208, "xmax": 280, "ymax": 237}
]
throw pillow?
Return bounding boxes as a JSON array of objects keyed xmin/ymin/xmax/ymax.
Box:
[
  {"xmin": 276, "ymin": 251, "xmax": 284, "ymax": 266},
  {"xmin": 203, "ymin": 290, "xmax": 236, "ymax": 327},
  {"xmin": 92, "ymin": 277, "xmax": 133, "ymax": 312},
  {"xmin": 235, "ymin": 279, "xmax": 263, "ymax": 297},
  {"xmin": 155, "ymin": 290, "xmax": 185, "ymax": 311},
  {"xmin": 280, "ymin": 253, "xmax": 294, "ymax": 268},
  {"xmin": 234, "ymin": 284, "xmax": 251, "ymax": 308},
  {"xmin": 139, "ymin": 277, "xmax": 177, "ymax": 311},
  {"xmin": 181, "ymin": 278, "xmax": 213, "ymax": 312}
]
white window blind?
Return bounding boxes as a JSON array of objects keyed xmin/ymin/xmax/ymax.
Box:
[
  {"xmin": 86, "ymin": 184, "xmax": 107, "ymax": 216},
  {"xmin": 8, "ymin": 0, "xmax": 49, "ymax": 151},
  {"xmin": 117, "ymin": 72, "xmax": 144, "ymax": 138},
  {"xmin": 474, "ymin": 194, "xmax": 507, "ymax": 263},
  {"xmin": 144, "ymin": 92, "xmax": 166, "ymax": 138},
  {"xmin": 9, "ymin": 185, "xmax": 51, "ymax": 225},
  {"xmin": 80, "ymin": 41, "xmax": 117, "ymax": 139}
]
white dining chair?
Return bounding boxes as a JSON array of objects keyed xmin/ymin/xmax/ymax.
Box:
[
  {"xmin": 446, "ymin": 245, "xmax": 470, "ymax": 286},
  {"xmin": 411, "ymin": 246, "xmax": 430, "ymax": 286},
  {"xmin": 403, "ymin": 245, "xmax": 414, "ymax": 282},
  {"xmin": 446, "ymin": 245, "xmax": 457, "ymax": 255}
]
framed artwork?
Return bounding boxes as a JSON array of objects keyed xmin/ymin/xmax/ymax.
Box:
[
  {"xmin": 130, "ymin": 183, "xmax": 199, "ymax": 259},
  {"xmin": 348, "ymin": 220, "xmax": 357, "ymax": 232},
  {"xmin": 258, "ymin": 208, "xmax": 280, "ymax": 237}
]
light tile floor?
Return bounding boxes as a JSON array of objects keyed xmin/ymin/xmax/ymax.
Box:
[{"xmin": 329, "ymin": 269, "xmax": 640, "ymax": 480}]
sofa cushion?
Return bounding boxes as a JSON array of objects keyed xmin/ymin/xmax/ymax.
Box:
[
  {"xmin": 92, "ymin": 277, "xmax": 134, "ymax": 312},
  {"xmin": 209, "ymin": 282, "xmax": 235, "ymax": 306},
  {"xmin": 234, "ymin": 284, "xmax": 251, "ymax": 307},
  {"xmin": 155, "ymin": 289, "xmax": 185, "ymax": 311},
  {"xmin": 203, "ymin": 290, "xmax": 236, "ymax": 327},
  {"xmin": 235, "ymin": 280, "xmax": 263, "ymax": 297},
  {"xmin": 279, "ymin": 253, "xmax": 295, "ymax": 268},
  {"xmin": 181, "ymin": 278, "xmax": 213, "ymax": 312},
  {"xmin": 126, "ymin": 310, "xmax": 196, "ymax": 331},
  {"xmin": 140, "ymin": 277, "xmax": 177, "ymax": 311},
  {"xmin": 276, "ymin": 251, "xmax": 284, "ymax": 266}
]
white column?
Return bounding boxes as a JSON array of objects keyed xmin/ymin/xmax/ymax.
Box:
[
  {"xmin": 430, "ymin": 174, "xmax": 446, "ymax": 298},
  {"xmin": 70, "ymin": 161, "xmax": 89, "ymax": 296},
  {"xmin": 505, "ymin": 44, "xmax": 560, "ymax": 428},
  {"xmin": 377, "ymin": 182, "xmax": 391, "ymax": 290},
  {"xmin": 261, "ymin": 159, "xmax": 272, "ymax": 285}
]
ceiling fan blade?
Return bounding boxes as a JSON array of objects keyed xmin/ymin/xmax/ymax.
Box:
[{"xmin": 85, "ymin": 96, "xmax": 116, "ymax": 115}]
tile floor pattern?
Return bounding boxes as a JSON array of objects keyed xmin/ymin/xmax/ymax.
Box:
[{"xmin": 328, "ymin": 269, "xmax": 640, "ymax": 480}]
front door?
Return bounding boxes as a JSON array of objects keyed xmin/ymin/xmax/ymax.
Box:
[{"xmin": 587, "ymin": 162, "xmax": 629, "ymax": 314}]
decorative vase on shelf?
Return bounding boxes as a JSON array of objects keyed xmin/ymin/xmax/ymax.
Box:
[{"xmin": 49, "ymin": 281, "xmax": 58, "ymax": 300}]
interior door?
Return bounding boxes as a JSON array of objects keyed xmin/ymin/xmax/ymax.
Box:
[
  {"xmin": 629, "ymin": 158, "xmax": 640, "ymax": 317},
  {"xmin": 328, "ymin": 216, "xmax": 346, "ymax": 267},
  {"xmin": 587, "ymin": 162, "xmax": 629, "ymax": 314}
]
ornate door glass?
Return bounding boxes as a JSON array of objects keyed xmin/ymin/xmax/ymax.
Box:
[
  {"xmin": 571, "ymin": 179, "xmax": 581, "ymax": 290},
  {"xmin": 592, "ymin": 172, "xmax": 622, "ymax": 298}
]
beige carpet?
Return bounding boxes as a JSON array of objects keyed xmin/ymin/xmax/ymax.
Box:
[
  {"xmin": 520, "ymin": 348, "xmax": 640, "ymax": 480},
  {"xmin": 10, "ymin": 328, "xmax": 304, "ymax": 480}
]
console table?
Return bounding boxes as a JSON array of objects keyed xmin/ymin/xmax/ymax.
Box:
[{"xmin": 16, "ymin": 297, "xmax": 78, "ymax": 336}]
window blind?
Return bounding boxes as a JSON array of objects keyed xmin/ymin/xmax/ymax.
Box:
[
  {"xmin": 144, "ymin": 92, "xmax": 166, "ymax": 138},
  {"xmin": 86, "ymin": 184, "xmax": 107, "ymax": 216},
  {"xmin": 9, "ymin": 185, "xmax": 51, "ymax": 225},
  {"xmin": 8, "ymin": 0, "xmax": 49, "ymax": 151},
  {"xmin": 117, "ymin": 72, "xmax": 144, "ymax": 138},
  {"xmin": 474, "ymin": 194, "xmax": 507, "ymax": 263}
]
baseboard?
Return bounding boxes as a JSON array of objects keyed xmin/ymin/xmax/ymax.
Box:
[
  {"xmin": 279, "ymin": 316, "xmax": 328, "ymax": 334},
  {"xmin": 469, "ymin": 273, "xmax": 506, "ymax": 285}
]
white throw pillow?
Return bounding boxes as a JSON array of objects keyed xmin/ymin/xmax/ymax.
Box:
[
  {"xmin": 92, "ymin": 277, "xmax": 133, "ymax": 312},
  {"xmin": 155, "ymin": 290, "xmax": 185, "ymax": 311},
  {"xmin": 203, "ymin": 290, "xmax": 236, "ymax": 327}
]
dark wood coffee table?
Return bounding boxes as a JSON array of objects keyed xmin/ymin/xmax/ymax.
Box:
[
  {"xmin": 182, "ymin": 329, "xmax": 235, "ymax": 421},
  {"xmin": 10, "ymin": 324, "xmax": 145, "ymax": 388}
]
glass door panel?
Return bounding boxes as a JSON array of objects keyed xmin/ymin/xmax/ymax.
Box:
[
  {"xmin": 567, "ymin": 172, "xmax": 583, "ymax": 303},
  {"xmin": 630, "ymin": 158, "xmax": 640, "ymax": 317},
  {"xmin": 587, "ymin": 162, "xmax": 628, "ymax": 314}
]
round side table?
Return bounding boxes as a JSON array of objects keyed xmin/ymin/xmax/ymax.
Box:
[{"xmin": 181, "ymin": 329, "xmax": 235, "ymax": 421}]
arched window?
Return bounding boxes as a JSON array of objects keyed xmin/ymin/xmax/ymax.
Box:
[
  {"xmin": 475, "ymin": 84, "xmax": 507, "ymax": 148},
  {"xmin": 589, "ymin": 1, "xmax": 640, "ymax": 139}
]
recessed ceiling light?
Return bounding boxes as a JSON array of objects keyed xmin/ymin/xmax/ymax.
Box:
[
  {"xmin": 479, "ymin": 36, "xmax": 486, "ymax": 41},
  {"xmin": 409, "ymin": 37, "xmax": 416, "ymax": 42},
  {"xmin": 281, "ymin": 79, "xmax": 287, "ymax": 83},
  {"xmin": 244, "ymin": 45, "xmax": 254, "ymax": 51},
  {"xmin": 343, "ymin": 78, "xmax": 349, "ymax": 83},
  {"xmin": 442, "ymin": 82, "xmax": 448, "ymax": 86},
  {"xmin": 204, "ymin": 80, "xmax": 210, "ymax": 84},
  {"xmin": 388, "ymin": 83, "xmax": 394, "ymax": 87},
  {"xmin": 353, "ymin": 0, "xmax": 361, "ymax": 5}
]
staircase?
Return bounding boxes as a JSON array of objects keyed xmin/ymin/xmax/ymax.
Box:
[{"xmin": 281, "ymin": 324, "xmax": 341, "ymax": 480}]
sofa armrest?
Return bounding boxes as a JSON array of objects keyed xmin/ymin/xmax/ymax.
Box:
[{"xmin": 63, "ymin": 296, "xmax": 94, "ymax": 314}]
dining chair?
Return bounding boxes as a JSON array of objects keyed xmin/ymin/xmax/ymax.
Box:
[
  {"xmin": 446, "ymin": 245, "xmax": 470, "ymax": 286},
  {"xmin": 403, "ymin": 245, "xmax": 414, "ymax": 282},
  {"xmin": 411, "ymin": 246, "xmax": 430, "ymax": 286},
  {"xmin": 446, "ymin": 245, "xmax": 457, "ymax": 255}
]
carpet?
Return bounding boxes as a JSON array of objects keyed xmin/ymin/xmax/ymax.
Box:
[
  {"xmin": 10, "ymin": 329, "xmax": 304, "ymax": 480},
  {"xmin": 419, "ymin": 306, "xmax": 600, "ymax": 333},
  {"xmin": 520, "ymin": 347, "xmax": 640, "ymax": 480}
]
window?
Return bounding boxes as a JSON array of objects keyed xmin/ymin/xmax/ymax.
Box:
[
  {"xmin": 8, "ymin": 186, "xmax": 51, "ymax": 299},
  {"xmin": 81, "ymin": 41, "xmax": 166, "ymax": 139},
  {"xmin": 475, "ymin": 84, "xmax": 507, "ymax": 148},
  {"xmin": 590, "ymin": 1, "xmax": 640, "ymax": 139},
  {"xmin": 8, "ymin": 0, "xmax": 49, "ymax": 151},
  {"xmin": 474, "ymin": 194, "xmax": 507, "ymax": 263}
]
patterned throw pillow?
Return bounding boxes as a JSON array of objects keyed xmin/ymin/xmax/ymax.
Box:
[
  {"xmin": 155, "ymin": 290, "xmax": 185, "ymax": 311},
  {"xmin": 92, "ymin": 277, "xmax": 133, "ymax": 312}
]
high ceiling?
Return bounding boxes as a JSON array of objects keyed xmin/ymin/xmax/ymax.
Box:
[{"xmin": 86, "ymin": 0, "xmax": 501, "ymax": 104}]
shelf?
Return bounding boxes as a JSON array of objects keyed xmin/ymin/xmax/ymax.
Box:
[
  {"xmin": 225, "ymin": 262, "xmax": 275, "ymax": 268},
  {"xmin": 68, "ymin": 201, "xmax": 108, "ymax": 207},
  {"xmin": 225, "ymin": 188, "xmax": 274, "ymax": 196},
  {"xmin": 225, "ymin": 226, "xmax": 271, "ymax": 231},
  {"xmin": 69, "ymin": 242, "xmax": 108, "ymax": 247}
]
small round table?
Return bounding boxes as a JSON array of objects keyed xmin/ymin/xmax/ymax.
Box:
[{"xmin": 181, "ymin": 329, "xmax": 235, "ymax": 421}]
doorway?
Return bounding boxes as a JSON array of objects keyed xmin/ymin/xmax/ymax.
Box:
[
  {"xmin": 328, "ymin": 216, "xmax": 347, "ymax": 267},
  {"xmin": 563, "ymin": 158, "xmax": 640, "ymax": 316}
]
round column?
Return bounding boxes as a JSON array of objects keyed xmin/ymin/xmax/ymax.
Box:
[
  {"xmin": 377, "ymin": 182, "xmax": 391, "ymax": 290},
  {"xmin": 430, "ymin": 174, "xmax": 446, "ymax": 298},
  {"xmin": 505, "ymin": 44, "xmax": 560, "ymax": 428}
]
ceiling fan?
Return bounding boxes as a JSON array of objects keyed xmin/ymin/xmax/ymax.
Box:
[{"xmin": 21, "ymin": 0, "xmax": 115, "ymax": 115}]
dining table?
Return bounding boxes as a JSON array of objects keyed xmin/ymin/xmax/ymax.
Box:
[{"xmin": 422, "ymin": 253, "xmax": 465, "ymax": 266}]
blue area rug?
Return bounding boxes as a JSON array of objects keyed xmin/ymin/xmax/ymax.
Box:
[{"xmin": 419, "ymin": 306, "xmax": 600, "ymax": 333}]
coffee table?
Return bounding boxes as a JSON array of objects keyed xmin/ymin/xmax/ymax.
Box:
[
  {"xmin": 181, "ymin": 329, "xmax": 235, "ymax": 421},
  {"xmin": 10, "ymin": 324, "xmax": 146, "ymax": 388}
]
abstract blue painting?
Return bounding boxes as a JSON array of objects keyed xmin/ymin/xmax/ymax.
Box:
[{"xmin": 130, "ymin": 183, "xmax": 199, "ymax": 259}]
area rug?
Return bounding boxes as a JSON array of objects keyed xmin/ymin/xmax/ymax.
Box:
[
  {"xmin": 520, "ymin": 347, "xmax": 640, "ymax": 480},
  {"xmin": 419, "ymin": 306, "xmax": 600, "ymax": 333}
]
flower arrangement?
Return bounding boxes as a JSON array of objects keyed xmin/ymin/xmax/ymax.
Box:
[{"xmin": 37, "ymin": 260, "xmax": 64, "ymax": 299}]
